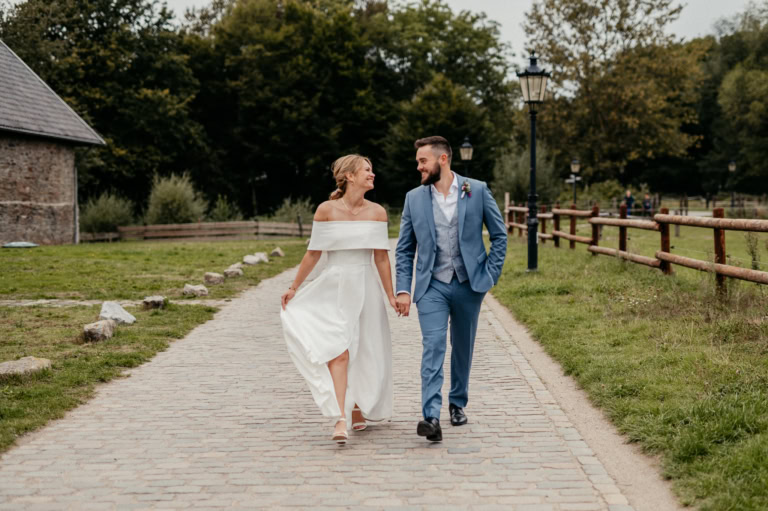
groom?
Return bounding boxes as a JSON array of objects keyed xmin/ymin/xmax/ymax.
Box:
[{"xmin": 395, "ymin": 136, "xmax": 507, "ymax": 442}]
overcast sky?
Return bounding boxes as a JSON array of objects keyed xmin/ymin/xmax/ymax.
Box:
[{"xmin": 163, "ymin": 0, "xmax": 753, "ymax": 67}]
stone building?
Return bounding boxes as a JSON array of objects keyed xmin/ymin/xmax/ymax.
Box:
[{"xmin": 0, "ymin": 39, "xmax": 105, "ymax": 245}]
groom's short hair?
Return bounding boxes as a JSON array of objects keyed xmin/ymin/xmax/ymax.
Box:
[{"xmin": 415, "ymin": 136, "xmax": 452, "ymax": 163}]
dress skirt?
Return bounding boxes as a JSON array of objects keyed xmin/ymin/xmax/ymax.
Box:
[{"xmin": 280, "ymin": 248, "xmax": 393, "ymax": 424}]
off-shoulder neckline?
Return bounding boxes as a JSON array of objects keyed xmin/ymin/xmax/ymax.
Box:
[{"xmin": 313, "ymin": 220, "xmax": 388, "ymax": 224}]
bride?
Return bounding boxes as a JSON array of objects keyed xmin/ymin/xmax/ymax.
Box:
[{"xmin": 280, "ymin": 154, "xmax": 398, "ymax": 444}]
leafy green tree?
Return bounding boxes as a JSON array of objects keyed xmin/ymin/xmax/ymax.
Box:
[
  {"xmin": 0, "ymin": 0, "xmax": 210, "ymax": 207},
  {"xmin": 492, "ymin": 142, "xmax": 561, "ymax": 208},
  {"xmin": 145, "ymin": 173, "xmax": 208, "ymax": 225},
  {"xmin": 381, "ymin": 74, "xmax": 494, "ymax": 198},
  {"xmin": 524, "ymin": 0, "xmax": 706, "ymax": 185}
]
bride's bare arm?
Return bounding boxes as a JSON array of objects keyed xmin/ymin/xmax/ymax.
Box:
[
  {"xmin": 281, "ymin": 202, "xmax": 332, "ymax": 309},
  {"xmin": 372, "ymin": 205, "xmax": 399, "ymax": 314}
]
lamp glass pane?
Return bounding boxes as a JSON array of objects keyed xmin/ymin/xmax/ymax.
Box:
[
  {"xmin": 530, "ymin": 76, "xmax": 543, "ymax": 101},
  {"xmin": 539, "ymin": 75, "xmax": 549, "ymax": 100},
  {"xmin": 460, "ymin": 147, "xmax": 473, "ymax": 160},
  {"xmin": 519, "ymin": 76, "xmax": 531, "ymax": 102}
]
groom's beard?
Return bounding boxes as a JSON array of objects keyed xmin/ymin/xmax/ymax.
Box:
[{"xmin": 422, "ymin": 162, "xmax": 441, "ymax": 186}]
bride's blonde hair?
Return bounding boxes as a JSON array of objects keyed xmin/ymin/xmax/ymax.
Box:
[{"xmin": 329, "ymin": 154, "xmax": 372, "ymax": 200}]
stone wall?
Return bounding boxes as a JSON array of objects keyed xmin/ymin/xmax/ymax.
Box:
[{"xmin": 0, "ymin": 134, "xmax": 77, "ymax": 245}]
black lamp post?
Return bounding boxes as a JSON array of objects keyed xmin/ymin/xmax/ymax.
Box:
[
  {"xmin": 460, "ymin": 136, "xmax": 474, "ymax": 177},
  {"xmin": 728, "ymin": 160, "xmax": 736, "ymax": 208},
  {"xmin": 567, "ymin": 158, "xmax": 581, "ymax": 205},
  {"xmin": 517, "ymin": 52, "xmax": 550, "ymax": 272}
]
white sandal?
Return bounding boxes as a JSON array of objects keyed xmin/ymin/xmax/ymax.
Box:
[
  {"xmin": 332, "ymin": 418, "xmax": 348, "ymax": 444},
  {"xmin": 352, "ymin": 406, "xmax": 367, "ymax": 431}
]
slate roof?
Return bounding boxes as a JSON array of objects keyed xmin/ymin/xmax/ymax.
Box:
[{"xmin": 0, "ymin": 39, "xmax": 105, "ymax": 146}]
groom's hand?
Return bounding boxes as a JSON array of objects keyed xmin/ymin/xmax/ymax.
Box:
[{"xmin": 396, "ymin": 293, "xmax": 411, "ymax": 317}]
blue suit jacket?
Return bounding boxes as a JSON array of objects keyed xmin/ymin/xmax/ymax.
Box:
[{"xmin": 395, "ymin": 174, "xmax": 507, "ymax": 304}]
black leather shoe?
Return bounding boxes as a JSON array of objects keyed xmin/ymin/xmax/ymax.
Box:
[
  {"xmin": 417, "ymin": 417, "xmax": 442, "ymax": 442},
  {"xmin": 449, "ymin": 403, "xmax": 468, "ymax": 426}
]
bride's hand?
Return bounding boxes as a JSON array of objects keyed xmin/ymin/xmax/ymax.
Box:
[
  {"xmin": 281, "ymin": 289, "xmax": 296, "ymax": 310},
  {"xmin": 388, "ymin": 295, "xmax": 400, "ymax": 316}
]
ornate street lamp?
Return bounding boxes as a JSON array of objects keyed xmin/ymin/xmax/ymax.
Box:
[
  {"xmin": 728, "ymin": 160, "xmax": 736, "ymax": 208},
  {"xmin": 460, "ymin": 136, "xmax": 474, "ymax": 176},
  {"xmin": 567, "ymin": 158, "xmax": 581, "ymax": 205},
  {"xmin": 517, "ymin": 52, "xmax": 550, "ymax": 272}
]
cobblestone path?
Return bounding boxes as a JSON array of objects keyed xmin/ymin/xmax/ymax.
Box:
[{"xmin": 0, "ymin": 257, "xmax": 635, "ymax": 510}]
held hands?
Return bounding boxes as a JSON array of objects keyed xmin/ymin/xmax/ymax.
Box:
[
  {"xmin": 388, "ymin": 295, "xmax": 401, "ymax": 317},
  {"xmin": 395, "ymin": 293, "xmax": 411, "ymax": 317}
]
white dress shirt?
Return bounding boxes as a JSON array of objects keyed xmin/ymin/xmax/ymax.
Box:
[{"xmin": 431, "ymin": 172, "xmax": 459, "ymax": 220}]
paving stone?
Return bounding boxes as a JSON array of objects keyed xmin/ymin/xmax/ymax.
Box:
[{"xmin": 0, "ymin": 245, "xmax": 635, "ymax": 510}]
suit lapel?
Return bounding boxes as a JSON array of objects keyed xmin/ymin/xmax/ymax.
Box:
[
  {"xmin": 456, "ymin": 173, "xmax": 467, "ymax": 239},
  {"xmin": 422, "ymin": 185, "xmax": 436, "ymax": 244}
]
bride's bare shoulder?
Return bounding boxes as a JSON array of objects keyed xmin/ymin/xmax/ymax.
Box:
[
  {"xmin": 368, "ymin": 201, "xmax": 388, "ymax": 222},
  {"xmin": 314, "ymin": 201, "xmax": 335, "ymax": 221}
]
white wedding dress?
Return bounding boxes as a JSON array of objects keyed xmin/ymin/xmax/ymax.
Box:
[{"xmin": 280, "ymin": 221, "xmax": 393, "ymax": 425}]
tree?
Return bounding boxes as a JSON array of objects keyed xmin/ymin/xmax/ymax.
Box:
[
  {"xmin": 524, "ymin": 0, "xmax": 706, "ymax": 185},
  {"xmin": 0, "ymin": 0, "xmax": 210, "ymax": 208}
]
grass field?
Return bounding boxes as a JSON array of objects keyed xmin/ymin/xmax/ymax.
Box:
[
  {"xmin": 0, "ymin": 238, "xmax": 307, "ymax": 453},
  {"xmin": 0, "ymin": 239, "xmax": 307, "ymax": 300},
  {"xmin": 493, "ymin": 232, "xmax": 768, "ymax": 510}
]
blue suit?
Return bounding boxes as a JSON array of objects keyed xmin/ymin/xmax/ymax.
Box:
[{"xmin": 395, "ymin": 174, "xmax": 507, "ymax": 419}]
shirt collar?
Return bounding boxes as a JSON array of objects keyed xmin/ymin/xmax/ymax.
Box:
[{"xmin": 431, "ymin": 172, "xmax": 458, "ymax": 196}]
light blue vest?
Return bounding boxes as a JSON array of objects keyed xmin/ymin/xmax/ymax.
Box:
[{"xmin": 432, "ymin": 196, "xmax": 468, "ymax": 284}]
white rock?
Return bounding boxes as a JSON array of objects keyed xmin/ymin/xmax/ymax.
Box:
[
  {"xmin": 224, "ymin": 268, "xmax": 244, "ymax": 278},
  {"xmin": 143, "ymin": 295, "xmax": 167, "ymax": 309},
  {"xmin": 243, "ymin": 255, "xmax": 265, "ymax": 265},
  {"xmin": 204, "ymin": 272, "xmax": 225, "ymax": 285},
  {"xmin": 253, "ymin": 252, "xmax": 269, "ymax": 263},
  {"xmin": 228, "ymin": 262, "xmax": 243, "ymax": 270},
  {"xmin": 99, "ymin": 301, "xmax": 136, "ymax": 325},
  {"xmin": 84, "ymin": 320, "xmax": 116, "ymax": 342},
  {"xmin": 0, "ymin": 356, "xmax": 51, "ymax": 378},
  {"xmin": 183, "ymin": 284, "xmax": 209, "ymax": 297},
  {"xmin": 270, "ymin": 247, "xmax": 285, "ymax": 257}
]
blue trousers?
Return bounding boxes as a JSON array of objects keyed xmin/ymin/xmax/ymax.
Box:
[{"xmin": 416, "ymin": 277, "xmax": 485, "ymax": 420}]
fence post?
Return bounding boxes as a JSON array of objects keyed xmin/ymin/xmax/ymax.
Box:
[
  {"xmin": 518, "ymin": 209, "xmax": 524, "ymax": 238},
  {"xmin": 297, "ymin": 214, "xmax": 303, "ymax": 237},
  {"xmin": 713, "ymin": 207, "xmax": 726, "ymax": 294},
  {"xmin": 540, "ymin": 205, "xmax": 547, "ymax": 244},
  {"xmin": 659, "ymin": 207, "xmax": 672, "ymax": 275},
  {"xmin": 569, "ymin": 203, "xmax": 577, "ymax": 249},
  {"xmin": 553, "ymin": 202, "xmax": 560, "ymax": 248},
  {"xmin": 673, "ymin": 210, "xmax": 680, "ymax": 237},
  {"xmin": 619, "ymin": 204, "xmax": 627, "ymax": 252},
  {"xmin": 590, "ymin": 204, "xmax": 599, "ymax": 254}
]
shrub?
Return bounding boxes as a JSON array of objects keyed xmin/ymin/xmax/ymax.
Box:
[
  {"xmin": 264, "ymin": 197, "xmax": 315, "ymax": 223},
  {"xmin": 208, "ymin": 195, "xmax": 244, "ymax": 222},
  {"xmin": 79, "ymin": 192, "xmax": 134, "ymax": 233},
  {"xmin": 493, "ymin": 142, "xmax": 561, "ymax": 207},
  {"xmin": 145, "ymin": 173, "xmax": 207, "ymax": 225}
]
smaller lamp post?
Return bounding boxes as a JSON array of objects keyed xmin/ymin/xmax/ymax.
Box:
[
  {"xmin": 728, "ymin": 160, "xmax": 736, "ymax": 208},
  {"xmin": 460, "ymin": 136, "xmax": 474, "ymax": 177},
  {"xmin": 517, "ymin": 52, "xmax": 551, "ymax": 272},
  {"xmin": 567, "ymin": 158, "xmax": 581, "ymax": 205}
]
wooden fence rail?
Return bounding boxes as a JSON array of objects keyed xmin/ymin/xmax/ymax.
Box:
[
  {"xmin": 504, "ymin": 195, "xmax": 768, "ymax": 294},
  {"xmin": 81, "ymin": 219, "xmax": 307, "ymax": 243}
]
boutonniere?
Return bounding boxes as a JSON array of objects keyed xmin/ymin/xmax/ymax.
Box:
[{"xmin": 461, "ymin": 181, "xmax": 471, "ymax": 199}]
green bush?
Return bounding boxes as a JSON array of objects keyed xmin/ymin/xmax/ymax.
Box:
[
  {"xmin": 79, "ymin": 192, "xmax": 134, "ymax": 233},
  {"xmin": 208, "ymin": 195, "xmax": 244, "ymax": 222},
  {"xmin": 559, "ymin": 179, "xmax": 626, "ymax": 208},
  {"xmin": 145, "ymin": 174, "xmax": 207, "ymax": 225},
  {"xmin": 264, "ymin": 197, "xmax": 315, "ymax": 223},
  {"xmin": 492, "ymin": 142, "xmax": 561, "ymax": 207}
]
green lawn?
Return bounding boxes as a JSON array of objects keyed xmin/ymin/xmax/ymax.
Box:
[
  {"xmin": 0, "ymin": 239, "xmax": 307, "ymax": 300},
  {"xmin": 0, "ymin": 238, "xmax": 308, "ymax": 453},
  {"xmin": 493, "ymin": 237, "xmax": 768, "ymax": 510}
]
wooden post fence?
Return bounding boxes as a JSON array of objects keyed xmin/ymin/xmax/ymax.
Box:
[{"xmin": 713, "ymin": 208, "xmax": 726, "ymax": 293}]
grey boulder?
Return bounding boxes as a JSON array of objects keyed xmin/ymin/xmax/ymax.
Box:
[
  {"xmin": 84, "ymin": 319, "xmax": 117, "ymax": 342},
  {"xmin": 99, "ymin": 301, "xmax": 136, "ymax": 325}
]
